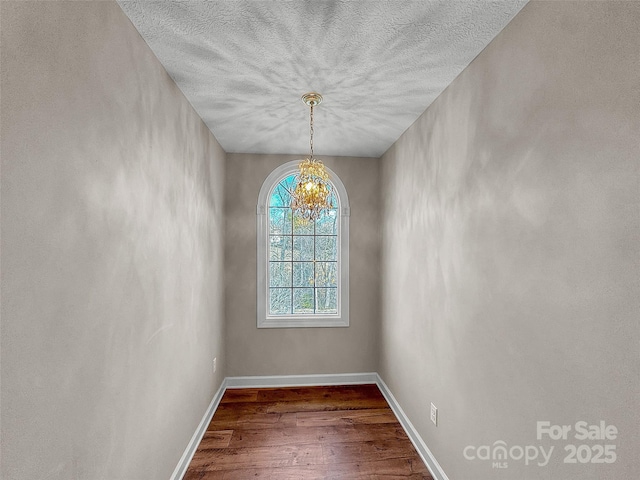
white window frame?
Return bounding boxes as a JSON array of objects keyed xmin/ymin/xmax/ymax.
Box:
[{"xmin": 257, "ymin": 160, "xmax": 350, "ymax": 328}]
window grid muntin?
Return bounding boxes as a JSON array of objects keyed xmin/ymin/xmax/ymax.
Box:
[{"xmin": 267, "ymin": 175, "xmax": 339, "ymax": 316}]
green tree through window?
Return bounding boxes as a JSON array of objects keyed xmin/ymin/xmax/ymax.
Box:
[{"xmin": 268, "ymin": 174, "xmax": 339, "ymax": 315}]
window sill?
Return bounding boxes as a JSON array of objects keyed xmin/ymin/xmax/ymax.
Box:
[{"xmin": 258, "ymin": 315, "xmax": 349, "ymax": 328}]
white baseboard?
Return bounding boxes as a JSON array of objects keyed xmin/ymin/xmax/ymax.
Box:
[
  {"xmin": 172, "ymin": 372, "xmax": 449, "ymax": 480},
  {"xmin": 225, "ymin": 372, "xmax": 378, "ymax": 388},
  {"xmin": 375, "ymin": 374, "xmax": 450, "ymax": 480},
  {"xmin": 170, "ymin": 378, "xmax": 228, "ymax": 480}
]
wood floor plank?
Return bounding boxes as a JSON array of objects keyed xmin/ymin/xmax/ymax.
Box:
[
  {"xmin": 188, "ymin": 444, "xmax": 324, "ymax": 471},
  {"xmin": 266, "ymin": 397, "xmax": 390, "ymax": 413},
  {"xmin": 220, "ymin": 465, "xmax": 332, "ymax": 479},
  {"xmin": 212, "ymin": 397, "xmax": 389, "ymax": 417},
  {"xmin": 297, "ymin": 408, "xmax": 398, "ymax": 427},
  {"xmin": 371, "ymin": 475, "xmax": 432, "ymax": 480},
  {"xmin": 183, "ymin": 469, "xmax": 225, "ymax": 480},
  {"xmin": 318, "ymin": 423, "xmax": 410, "ymax": 445},
  {"xmin": 323, "ymin": 439, "xmax": 419, "ymax": 464},
  {"xmin": 185, "ymin": 385, "xmax": 433, "ymax": 479},
  {"xmin": 255, "ymin": 384, "xmax": 382, "ymax": 403},
  {"xmin": 221, "ymin": 467, "xmax": 369, "ymax": 480},
  {"xmin": 226, "ymin": 424, "xmax": 331, "ymax": 449},
  {"xmin": 207, "ymin": 412, "xmax": 296, "ymax": 431},
  {"xmin": 212, "ymin": 402, "xmax": 271, "ymax": 417},
  {"xmin": 329, "ymin": 457, "xmax": 430, "ymax": 476},
  {"xmin": 227, "ymin": 423, "xmax": 408, "ymax": 449},
  {"xmin": 197, "ymin": 430, "xmax": 233, "ymax": 449},
  {"xmin": 219, "ymin": 388, "xmax": 259, "ymax": 403}
]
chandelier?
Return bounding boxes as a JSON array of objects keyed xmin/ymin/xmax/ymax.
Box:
[{"xmin": 290, "ymin": 92, "xmax": 333, "ymax": 221}]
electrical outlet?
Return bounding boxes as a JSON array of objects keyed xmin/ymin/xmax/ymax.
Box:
[
  {"xmin": 430, "ymin": 403, "xmax": 438, "ymax": 426},
  {"xmin": 213, "ymin": 357, "xmax": 217, "ymax": 373}
]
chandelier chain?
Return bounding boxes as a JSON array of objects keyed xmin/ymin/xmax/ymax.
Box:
[
  {"xmin": 309, "ymin": 104, "xmax": 314, "ymax": 159},
  {"xmin": 291, "ymin": 92, "xmax": 331, "ymax": 222}
]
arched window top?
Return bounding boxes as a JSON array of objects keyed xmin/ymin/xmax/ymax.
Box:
[
  {"xmin": 257, "ymin": 161, "xmax": 350, "ymax": 217},
  {"xmin": 257, "ymin": 161, "xmax": 349, "ymax": 328}
]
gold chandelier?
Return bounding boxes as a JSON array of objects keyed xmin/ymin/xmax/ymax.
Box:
[{"xmin": 290, "ymin": 92, "xmax": 333, "ymax": 221}]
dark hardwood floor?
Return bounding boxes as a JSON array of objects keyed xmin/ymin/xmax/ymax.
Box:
[{"xmin": 184, "ymin": 384, "xmax": 433, "ymax": 479}]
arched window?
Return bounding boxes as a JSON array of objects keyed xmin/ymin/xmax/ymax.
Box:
[{"xmin": 257, "ymin": 160, "xmax": 349, "ymax": 328}]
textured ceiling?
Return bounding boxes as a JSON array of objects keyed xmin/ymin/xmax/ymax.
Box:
[{"xmin": 118, "ymin": 1, "xmax": 527, "ymax": 158}]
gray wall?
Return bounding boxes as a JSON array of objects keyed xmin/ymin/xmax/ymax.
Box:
[
  {"xmin": 380, "ymin": 1, "xmax": 639, "ymax": 479},
  {"xmin": 1, "ymin": 2, "xmax": 226, "ymax": 479},
  {"xmin": 225, "ymin": 154, "xmax": 380, "ymax": 376}
]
